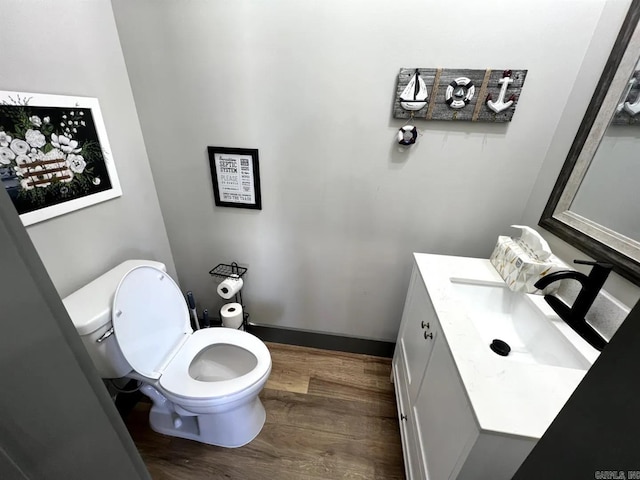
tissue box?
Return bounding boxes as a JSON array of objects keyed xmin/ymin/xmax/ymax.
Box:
[{"xmin": 490, "ymin": 230, "xmax": 568, "ymax": 295}]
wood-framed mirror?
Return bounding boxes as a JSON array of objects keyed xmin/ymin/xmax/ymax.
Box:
[{"xmin": 540, "ymin": 1, "xmax": 640, "ymax": 285}]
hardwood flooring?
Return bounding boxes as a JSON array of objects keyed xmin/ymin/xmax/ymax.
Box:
[{"xmin": 125, "ymin": 342, "xmax": 405, "ymax": 479}]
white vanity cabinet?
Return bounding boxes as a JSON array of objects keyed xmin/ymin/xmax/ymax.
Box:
[{"xmin": 393, "ymin": 264, "xmax": 536, "ymax": 480}]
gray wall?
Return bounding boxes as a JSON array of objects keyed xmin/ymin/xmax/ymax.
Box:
[
  {"xmin": 0, "ymin": 0, "xmax": 176, "ymax": 298},
  {"xmin": 521, "ymin": 0, "xmax": 640, "ymax": 310},
  {"xmin": 112, "ymin": 0, "xmax": 608, "ymax": 341}
]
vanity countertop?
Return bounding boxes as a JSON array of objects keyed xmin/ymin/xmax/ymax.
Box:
[{"xmin": 414, "ymin": 253, "xmax": 599, "ymax": 440}]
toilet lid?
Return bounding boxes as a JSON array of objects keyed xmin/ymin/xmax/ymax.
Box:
[{"xmin": 112, "ymin": 266, "xmax": 192, "ymax": 379}]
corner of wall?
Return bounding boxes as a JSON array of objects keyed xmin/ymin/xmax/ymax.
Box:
[{"xmin": 519, "ymin": 0, "xmax": 639, "ymax": 327}]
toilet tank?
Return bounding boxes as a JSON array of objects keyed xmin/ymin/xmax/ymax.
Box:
[{"xmin": 63, "ymin": 259, "xmax": 167, "ymax": 378}]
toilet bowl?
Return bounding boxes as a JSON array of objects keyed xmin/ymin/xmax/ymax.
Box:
[{"xmin": 63, "ymin": 260, "xmax": 271, "ymax": 448}]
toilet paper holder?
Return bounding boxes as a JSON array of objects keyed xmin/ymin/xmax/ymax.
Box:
[{"xmin": 209, "ymin": 262, "xmax": 249, "ymax": 329}]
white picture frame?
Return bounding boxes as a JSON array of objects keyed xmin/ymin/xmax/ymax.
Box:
[{"xmin": 0, "ymin": 91, "xmax": 122, "ymax": 226}]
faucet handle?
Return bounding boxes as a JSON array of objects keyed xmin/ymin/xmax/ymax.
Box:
[{"xmin": 573, "ymin": 259, "xmax": 613, "ymax": 269}]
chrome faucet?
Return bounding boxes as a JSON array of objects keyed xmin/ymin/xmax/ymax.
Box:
[{"xmin": 534, "ymin": 259, "xmax": 613, "ymax": 351}]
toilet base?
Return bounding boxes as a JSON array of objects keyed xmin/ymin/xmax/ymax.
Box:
[{"xmin": 146, "ymin": 394, "xmax": 266, "ymax": 448}]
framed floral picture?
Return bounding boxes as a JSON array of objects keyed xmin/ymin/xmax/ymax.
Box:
[{"xmin": 0, "ymin": 91, "xmax": 122, "ymax": 226}]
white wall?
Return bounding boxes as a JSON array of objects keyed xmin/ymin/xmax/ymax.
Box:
[
  {"xmin": 113, "ymin": 0, "xmax": 607, "ymax": 341},
  {"xmin": 0, "ymin": 0, "xmax": 176, "ymax": 297},
  {"xmin": 521, "ymin": 0, "xmax": 640, "ymax": 310}
]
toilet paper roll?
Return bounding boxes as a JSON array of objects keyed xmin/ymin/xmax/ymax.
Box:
[
  {"xmin": 221, "ymin": 302, "xmax": 244, "ymax": 329},
  {"xmin": 217, "ymin": 275, "xmax": 243, "ymax": 300}
]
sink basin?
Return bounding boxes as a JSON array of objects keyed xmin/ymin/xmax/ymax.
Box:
[{"xmin": 450, "ymin": 279, "xmax": 591, "ymax": 370}]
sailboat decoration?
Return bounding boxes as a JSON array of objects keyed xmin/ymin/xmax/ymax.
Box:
[{"xmin": 399, "ymin": 69, "xmax": 429, "ymax": 111}]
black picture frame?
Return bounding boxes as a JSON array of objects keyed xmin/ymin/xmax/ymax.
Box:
[{"xmin": 207, "ymin": 146, "xmax": 262, "ymax": 210}]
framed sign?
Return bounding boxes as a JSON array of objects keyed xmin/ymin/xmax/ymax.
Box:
[
  {"xmin": 207, "ymin": 146, "xmax": 262, "ymax": 210},
  {"xmin": 0, "ymin": 91, "xmax": 122, "ymax": 226}
]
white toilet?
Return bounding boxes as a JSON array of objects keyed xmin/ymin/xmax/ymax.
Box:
[{"xmin": 63, "ymin": 259, "xmax": 272, "ymax": 448}]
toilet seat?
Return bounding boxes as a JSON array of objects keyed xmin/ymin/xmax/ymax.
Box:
[{"xmin": 159, "ymin": 328, "xmax": 271, "ymax": 401}]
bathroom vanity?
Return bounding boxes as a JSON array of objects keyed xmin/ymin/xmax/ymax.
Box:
[{"xmin": 392, "ymin": 254, "xmax": 599, "ymax": 480}]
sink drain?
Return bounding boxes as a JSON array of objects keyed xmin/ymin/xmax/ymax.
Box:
[{"xmin": 490, "ymin": 339, "xmax": 511, "ymax": 356}]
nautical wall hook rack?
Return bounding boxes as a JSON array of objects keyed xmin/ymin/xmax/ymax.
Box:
[{"xmin": 393, "ymin": 67, "xmax": 527, "ymax": 122}]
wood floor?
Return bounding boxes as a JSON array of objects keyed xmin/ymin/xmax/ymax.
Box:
[{"xmin": 125, "ymin": 342, "xmax": 405, "ymax": 480}]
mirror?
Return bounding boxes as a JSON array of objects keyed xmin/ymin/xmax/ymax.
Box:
[{"xmin": 540, "ymin": 3, "xmax": 640, "ymax": 285}]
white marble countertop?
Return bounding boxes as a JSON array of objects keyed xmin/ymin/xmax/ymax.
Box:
[{"xmin": 414, "ymin": 253, "xmax": 600, "ymax": 440}]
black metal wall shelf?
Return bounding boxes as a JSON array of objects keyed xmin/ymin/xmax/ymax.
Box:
[{"xmin": 209, "ymin": 262, "xmax": 247, "ymax": 280}]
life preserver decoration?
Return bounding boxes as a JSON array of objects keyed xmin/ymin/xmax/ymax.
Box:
[
  {"xmin": 397, "ymin": 125, "xmax": 418, "ymax": 146},
  {"xmin": 445, "ymin": 77, "xmax": 475, "ymax": 109}
]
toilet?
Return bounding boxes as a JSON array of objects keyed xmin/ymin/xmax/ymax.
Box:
[{"xmin": 63, "ymin": 259, "xmax": 271, "ymax": 448}]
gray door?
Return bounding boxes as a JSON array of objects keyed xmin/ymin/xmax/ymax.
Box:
[{"xmin": 0, "ymin": 188, "xmax": 150, "ymax": 480}]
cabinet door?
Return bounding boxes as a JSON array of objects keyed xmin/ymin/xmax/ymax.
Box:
[
  {"xmin": 392, "ymin": 353, "xmax": 423, "ymax": 480},
  {"xmin": 398, "ymin": 269, "xmax": 438, "ymax": 402},
  {"xmin": 414, "ymin": 335, "xmax": 478, "ymax": 480}
]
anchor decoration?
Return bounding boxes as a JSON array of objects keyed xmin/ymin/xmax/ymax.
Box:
[
  {"xmin": 616, "ymin": 78, "xmax": 636, "ymax": 113},
  {"xmin": 623, "ymin": 95, "xmax": 640, "ymax": 116},
  {"xmin": 445, "ymin": 77, "xmax": 475, "ymax": 109},
  {"xmin": 486, "ymin": 70, "xmax": 517, "ymax": 114},
  {"xmin": 623, "ymin": 77, "xmax": 640, "ymax": 116},
  {"xmin": 610, "ymin": 72, "xmax": 640, "ymax": 124},
  {"xmin": 399, "ymin": 69, "xmax": 429, "ymax": 111}
]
